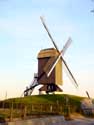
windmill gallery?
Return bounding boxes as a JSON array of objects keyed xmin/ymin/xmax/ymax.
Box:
[{"xmin": 24, "ymin": 17, "xmax": 78, "ymax": 96}]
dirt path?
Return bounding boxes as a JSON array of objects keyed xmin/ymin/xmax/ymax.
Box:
[
  {"xmin": 64, "ymin": 118, "xmax": 94, "ymax": 125},
  {"xmin": 64, "ymin": 113, "xmax": 94, "ymax": 125}
]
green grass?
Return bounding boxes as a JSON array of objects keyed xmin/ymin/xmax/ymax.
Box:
[
  {"xmin": 4, "ymin": 94, "xmax": 85, "ymax": 106},
  {"xmin": 0, "ymin": 94, "xmax": 86, "ymax": 120}
]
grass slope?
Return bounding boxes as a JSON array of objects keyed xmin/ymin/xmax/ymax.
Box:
[
  {"xmin": 0, "ymin": 94, "xmax": 86, "ymax": 120},
  {"xmin": 4, "ymin": 94, "xmax": 85, "ymax": 106}
]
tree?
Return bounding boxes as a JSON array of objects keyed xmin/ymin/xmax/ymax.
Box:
[{"xmin": 91, "ymin": 0, "xmax": 94, "ymax": 13}]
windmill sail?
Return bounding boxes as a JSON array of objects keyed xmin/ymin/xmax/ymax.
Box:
[
  {"xmin": 47, "ymin": 49, "xmax": 63, "ymax": 77},
  {"xmin": 43, "ymin": 56, "xmax": 56, "ymax": 75},
  {"xmin": 40, "ymin": 16, "xmax": 78, "ymax": 88},
  {"xmin": 47, "ymin": 38, "xmax": 72, "ymax": 77},
  {"xmin": 86, "ymin": 91, "xmax": 91, "ymax": 99},
  {"xmin": 62, "ymin": 37, "xmax": 72, "ymax": 56},
  {"xmin": 40, "ymin": 16, "xmax": 59, "ymax": 51},
  {"xmin": 63, "ymin": 60, "xmax": 78, "ymax": 88}
]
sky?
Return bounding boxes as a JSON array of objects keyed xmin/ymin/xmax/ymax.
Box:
[{"xmin": 0, "ymin": 0, "xmax": 94, "ymax": 99}]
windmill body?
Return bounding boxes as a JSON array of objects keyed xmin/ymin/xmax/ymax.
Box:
[{"xmin": 38, "ymin": 48, "xmax": 62, "ymax": 93}]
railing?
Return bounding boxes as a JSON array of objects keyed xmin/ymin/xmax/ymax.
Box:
[{"xmin": 0, "ymin": 102, "xmax": 73, "ymax": 121}]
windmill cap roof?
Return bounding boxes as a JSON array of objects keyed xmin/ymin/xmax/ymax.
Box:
[{"xmin": 38, "ymin": 48, "xmax": 59, "ymax": 58}]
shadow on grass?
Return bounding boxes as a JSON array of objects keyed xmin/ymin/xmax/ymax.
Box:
[{"xmin": 0, "ymin": 114, "xmax": 8, "ymax": 125}]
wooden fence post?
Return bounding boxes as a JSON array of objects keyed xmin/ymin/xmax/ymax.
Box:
[
  {"xmin": 23, "ymin": 105, "xmax": 27, "ymax": 119},
  {"xmin": 50, "ymin": 104, "xmax": 52, "ymax": 113},
  {"xmin": 10, "ymin": 101, "xmax": 13, "ymax": 121}
]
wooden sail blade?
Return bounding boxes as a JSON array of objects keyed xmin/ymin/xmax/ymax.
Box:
[
  {"xmin": 40, "ymin": 16, "xmax": 78, "ymax": 88},
  {"xmin": 47, "ymin": 50, "xmax": 63, "ymax": 77},
  {"xmin": 46, "ymin": 38, "xmax": 72, "ymax": 77},
  {"xmin": 86, "ymin": 91, "xmax": 91, "ymax": 99},
  {"xmin": 43, "ymin": 57, "xmax": 56, "ymax": 76},
  {"xmin": 40, "ymin": 16, "xmax": 59, "ymax": 51},
  {"xmin": 62, "ymin": 37, "xmax": 72, "ymax": 56},
  {"xmin": 63, "ymin": 59, "xmax": 78, "ymax": 88}
]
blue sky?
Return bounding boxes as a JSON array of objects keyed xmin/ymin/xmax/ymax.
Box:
[{"xmin": 0, "ymin": 0, "xmax": 94, "ymax": 99}]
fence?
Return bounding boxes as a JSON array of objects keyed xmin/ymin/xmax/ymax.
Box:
[{"xmin": 0, "ymin": 101, "xmax": 72, "ymax": 121}]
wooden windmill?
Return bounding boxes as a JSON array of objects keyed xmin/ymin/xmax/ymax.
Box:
[
  {"xmin": 24, "ymin": 17, "xmax": 78, "ymax": 96},
  {"xmin": 38, "ymin": 48, "xmax": 62, "ymax": 93}
]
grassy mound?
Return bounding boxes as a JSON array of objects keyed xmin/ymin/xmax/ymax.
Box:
[
  {"xmin": 3, "ymin": 94, "xmax": 85, "ymax": 110},
  {"xmin": 0, "ymin": 94, "xmax": 86, "ymax": 120}
]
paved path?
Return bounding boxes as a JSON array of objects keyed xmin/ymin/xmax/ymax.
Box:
[
  {"xmin": 51, "ymin": 118, "xmax": 94, "ymax": 125},
  {"xmin": 64, "ymin": 118, "xmax": 94, "ymax": 125}
]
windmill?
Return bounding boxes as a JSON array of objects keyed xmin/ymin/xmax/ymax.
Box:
[
  {"xmin": 81, "ymin": 91, "xmax": 94, "ymax": 115},
  {"xmin": 86, "ymin": 91, "xmax": 91, "ymax": 99},
  {"xmin": 24, "ymin": 17, "xmax": 78, "ymax": 96},
  {"xmin": 86, "ymin": 91, "xmax": 94, "ymax": 104}
]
